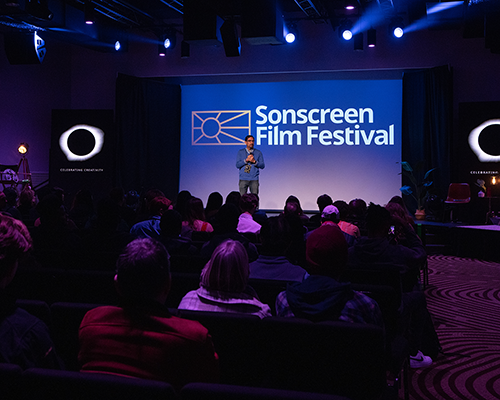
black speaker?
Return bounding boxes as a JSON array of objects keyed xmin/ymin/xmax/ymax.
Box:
[{"xmin": 4, "ymin": 32, "xmax": 46, "ymax": 65}]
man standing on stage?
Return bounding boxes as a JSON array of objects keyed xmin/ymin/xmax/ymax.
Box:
[{"xmin": 236, "ymin": 135, "xmax": 265, "ymax": 195}]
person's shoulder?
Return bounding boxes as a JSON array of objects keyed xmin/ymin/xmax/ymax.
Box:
[{"xmin": 165, "ymin": 314, "xmax": 212, "ymax": 342}]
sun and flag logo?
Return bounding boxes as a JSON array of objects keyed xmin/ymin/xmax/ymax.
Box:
[{"xmin": 192, "ymin": 110, "xmax": 251, "ymax": 145}]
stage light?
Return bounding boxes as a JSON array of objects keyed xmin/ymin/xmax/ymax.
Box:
[
  {"xmin": 390, "ymin": 18, "xmax": 404, "ymax": 38},
  {"xmin": 18, "ymin": 143, "xmax": 29, "ymax": 155},
  {"xmin": 114, "ymin": 41, "xmax": 121, "ymax": 51},
  {"xmin": 285, "ymin": 31, "xmax": 295, "ymax": 43},
  {"xmin": 345, "ymin": 0, "xmax": 357, "ymax": 10},
  {"xmin": 158, "ymin": 30, "xmax": 176, "ymax": 56},
  {"xmin": 339, "ymin": 20, "xmax": 353, "ymax": 41},
  {"xmin": 84, "ymin": 2, "xmax": 94, "ymax": 25},
  {"xmin": 367, "ymin": 28, "xmax": 376, "ymax": 47}
]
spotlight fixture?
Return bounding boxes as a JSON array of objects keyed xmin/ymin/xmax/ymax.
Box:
[
  {"xmin": 114, "ymin": 41, "xmax": 121, "ymax": 51},
  {"xmin": 339, "ymin": 20, "xmax": 353, "ymax": 41},
  {"xmin": 18, "ymin": 143, "xmax": 29, "ymax": 155},
  {"xmin": 345, "ymin": 0, "xmax": 357, "ymax": 10},
  {"xmin": 284, "ymin": 23, "xmax": 298, "ymax": 44},
  {"xmin": 367, "ymin": 28, "xmax": 376, "ymax": 47},
  {"xmin": 158, "ymin": 30, "xmax": 177, "ymax": 56},
  {"xmin": 84, "ymin": 2, "xmax": 94, "ymax": 25},
  {"xmin": 390, "ymin": 18, "xmax": 405, "ymax": 38}
]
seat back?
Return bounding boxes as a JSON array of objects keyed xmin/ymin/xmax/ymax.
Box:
[
  {"xmin": 21, "ymin": 368, "xmax": 176, "ymax": 400},
  {"xmin": 445, "ymin": 183, "xmax": 471, "ymax": 203},
  {"xmin": 0, "ymin": 363, "xmax": 22, "ymax": 400},
  {"xmin": 50, "ymin": 302, "xmax": 103, "ymax": 371},
  {"xmin": 181, "ymin": 382, "xmax": 351, "ymax": 400}
]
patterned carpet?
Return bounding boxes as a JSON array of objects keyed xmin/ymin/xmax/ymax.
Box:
[{"xmin": 408, "ymin": 255, "xmax": 500, "ymax": 400}]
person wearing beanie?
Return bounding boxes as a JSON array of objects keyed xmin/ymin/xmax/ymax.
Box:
[{"xmin": 275, "ymin": 223, "xmax": 382, "ymax": 326}]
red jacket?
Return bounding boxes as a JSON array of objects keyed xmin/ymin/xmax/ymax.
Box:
[{"xmin": 78, "ymin": 305, "xmax": 219, "ymax": 389}]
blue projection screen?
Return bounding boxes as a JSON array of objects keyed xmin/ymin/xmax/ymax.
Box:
[{"xmin": 180, "ymin": 79, "xmax": 402, "ymax": 210}]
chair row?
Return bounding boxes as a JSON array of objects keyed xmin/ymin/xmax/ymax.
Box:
[
  {"xmin": 14, "ymin": 300, "xmax": 393, "ymax": 400},
  {"xmin": 10, "ymin": 266, "xmax": 290, "ymax": 313},
  {"xmin": 0, "ymin": 365, "xmax": 350, "ymax": 400}
]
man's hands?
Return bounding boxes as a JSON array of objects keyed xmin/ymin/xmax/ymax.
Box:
[{"xmin": 246, "ymin": 154, "xmax": 256, "ymax": 164}]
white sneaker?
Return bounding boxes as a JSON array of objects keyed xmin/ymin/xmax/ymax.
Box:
[{"xmin": 410, "ymin": 350, "xmax": 432, "ymax": 368}]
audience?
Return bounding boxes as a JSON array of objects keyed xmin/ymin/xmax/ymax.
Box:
[
  {"xmin": 129, "ymin": 196, "xmax": 172, "ymax": 241},
  {"xmin": 205, "ymin": 191, "xmax": 223, "ymax": 224},
  {"xmin": 78, "ymin": 238, "xmax": 219, "ymax": 389},
  {"xmin": 334, "ymin": 200, "xmax": 360, "ymax": 238},
  {"xmin": 179, "ymin": 240, "xmax": 272, "ymax": 318},
  {"xmin": 307, "ymin": 205, "xmax": 357, "ymax": 247},
  {"xmin": 347, "ymin": 203, "xmax": 434, "ymax": 368},
  {"xmin": 17, "ymin": 186, "xmax": 38, "ymax": 227},
  {"xmin": 250, "ymin": 216, "xmax": 307, "ymax": 282},
  {"xmin": 237, "ymin": 193, "xmax": 261, "ymax": 234},
  {"xmin": 347, "ymin": 198, "xmax": 368, "ymax": 236},
  {"xmin": 3, "ymin": 187, "xmax": 22, "ymax": 220},
  {"xmin": 309, "ymin": 194, "xmax": 333, "ymax": 227},
  {"xmin": 68, "ymin": 189, "xmax": 95, "ymax": 230},
  {"xmin": 200, "ymin": 204, "xmax": 259, "ymax": 262},
  {"xmin": 159, "ymin": 209, "xmax": 198, "ymax": 256},
  {"xmin": 275, "ymin": 222, "xmax": 382, "ymax": 325},
  {"xmin": 181, "ymin": 197, "xmax": 213, "ymax": 238},
  {"xmin": 0, "ymin": 214, "xmax": 62, "ymax": 369}
]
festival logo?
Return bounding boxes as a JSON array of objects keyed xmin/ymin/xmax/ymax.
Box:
[{"xmin": 192, "ymin": 110, "xmax": 250, "ymax": 145}]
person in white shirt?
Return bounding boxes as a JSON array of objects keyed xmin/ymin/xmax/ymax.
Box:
[{"xmin": 237, "ymin": 194, "xmax": 261, "ymax": 234}]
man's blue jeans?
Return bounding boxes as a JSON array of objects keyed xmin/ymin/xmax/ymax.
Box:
[{"xmin": 239, "ymin": 180, "xmax": 259, "ymax": 196}]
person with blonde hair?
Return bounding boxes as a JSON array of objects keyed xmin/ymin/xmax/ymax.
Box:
[{"xmin": 179, "ymin": 240, "xmax": 271, "ymax": 318}]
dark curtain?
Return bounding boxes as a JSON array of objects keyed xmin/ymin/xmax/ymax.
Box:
[
  {"xmin": 402, "ymin": 65, "xmax": 453, "ymax": 209},
  {"xmin": 115, "ymin": 74, "xmax": 181, "ymax": 201}
]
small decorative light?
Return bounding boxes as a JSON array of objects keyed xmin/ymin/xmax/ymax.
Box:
[
  {"xmin": 18, "ymin": 143, "xmax": 29, "ymax": 155},
  {"xmin": 492, "ymin": 176, "xmax": 496, "ymax": 185}
]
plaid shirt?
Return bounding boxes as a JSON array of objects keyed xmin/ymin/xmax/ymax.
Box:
[
  {"xmin": 275, "ymin": 288, "xmax": 383, "ymax": 327},
  {"xmin": 179, "ymin": 287, "xmax": 272, "ymax": 319}
]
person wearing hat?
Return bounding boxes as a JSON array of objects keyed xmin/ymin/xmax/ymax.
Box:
[
  {"xmin": 275, "ymin": 223, "xmax": 382, "ymax": 325},
  {"xmin": 305, "ymin": 205, "xmax": 357, "ymax": 247}
]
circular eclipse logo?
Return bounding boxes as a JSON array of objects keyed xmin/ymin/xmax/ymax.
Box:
[
  {"xmin": 59, "ymin": 124, "xmax": 104, "ymax": 161},
  {"xmin": 468, "ymin": 119, "xmax": 500, "ymax": 162}
]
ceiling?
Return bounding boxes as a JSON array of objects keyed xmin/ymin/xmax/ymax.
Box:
[{"xmin": 0, "ymin": 1, "xmax": 498, "ymax": 53}]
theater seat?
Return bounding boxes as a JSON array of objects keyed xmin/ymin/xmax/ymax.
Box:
[
  {"xmin": 21, "ymin": 368, "xmax": 176, "ymax": 400},
  {"xmin": 181, "ymin": 382, "xmax": 351, "ymax": 400}
]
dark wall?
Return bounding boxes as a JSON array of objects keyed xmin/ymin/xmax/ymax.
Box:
[{"xmin": 1, "ymin": 24, "xmax": 500, "ymax": 198}]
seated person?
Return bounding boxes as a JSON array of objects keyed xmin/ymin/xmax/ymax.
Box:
[
  {"xmin": 0, "ymin": 214, "xmax": 62, "ymax": 369},
  {"xmin": 348, "ymin": 203, "xmax": 434, "ymax": 368},
  {"xmin": 308, "ymin": 194, "xmax": 333, "ymax": 228},
  {"xmin": 237, "ymin": 193, "xmax": 261, "ymax": 234},
  {"xmin": 129, "ymin": 196, "xmax": 172, "ymax": 241},
  {"xmin": 78, "ymin": 238, "xmax": 219, "ymax": 389},
  {"xmin": 334, "ymin": 200, "xmax": 360, "ymax": 238},
  {"xmin": 250, "ymin": 216, "xmax": 307, "ymax": 282},
  {"xmin": 276, "ymin": 223, "xmax": 382, "ymax": 326},
  {"xmin": 179, "ymin": 240, "xmax": 272, "ymax": 319},
  {"xmin": 159, "ymin": 209, "xmax": 198, "ymax": 256},
  {"xmin": 306, "ymin": 205, "xmax": 357, "ymax": 247},
  {"xmin": 201, "ymin": 204, "xmax": 258, "ymax": 262},
  {"xmin": 181, "ymin": 197, "xmax": 214, "ymax": 238}
]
